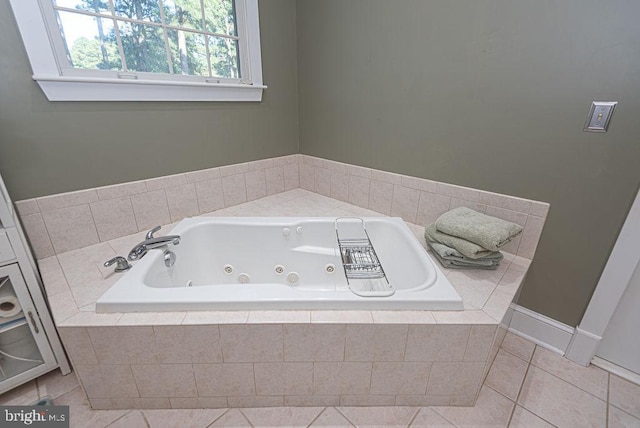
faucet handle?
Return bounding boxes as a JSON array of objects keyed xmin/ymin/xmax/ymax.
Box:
[
  {"xmin": 104, "ymin": 256, "xmax": 132, "ymax": 273},
  {"xmin": 146, "ymin": 225, "xmax": 162, "ymax": 240}
]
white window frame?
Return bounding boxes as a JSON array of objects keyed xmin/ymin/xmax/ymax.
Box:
[{"xmin": 8, "ymin": 0, "xmax": 265, "ymax": 102}]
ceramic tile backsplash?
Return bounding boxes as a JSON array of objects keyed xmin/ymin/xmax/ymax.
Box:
[
  {"xmin": 90, "ymin": 196, "xmax": 138, "ymax": 242},
  {"xmin": 130, "ymin": 189, "xmax": 171, "ymax": 232},
  {"xmin": 14, "ymin": 199, "xmax": 39, "ymax": 216},
  {"xmin": 390, "ymin": 185, "xmax": 420, "ymax": 223},
  {"xmin": 20, "ymin": 213, "xmax": 55, "ymax": 259},
  {"xmin": 265, "ymin": 166, "xmax": 285, "ymax": 196},
  {"xmin": 314, "ymin": 167, "xmax": 331, "ymax": 197},
  {"xmin": 368, "ymin": 180, "xmax": 394, "ymax": 215},
  {"xmin": 96, "ymin": 181, "xmax": 147, "ymax": 200},
  {"xmin": 245, "ymin": 169, "xmax": 267, "ymax": 202},
  {"xmin": 18, "ymin": 154, "xmax": 547, "ymax": 259},
  {"xmin": 145, "ymin": 173, "xmax": 187, "ymax": 192},
  {"xmin": 42, "ymin": 205, "xmax": 100, "ymax": 253},
  {"xmin": 37, "ymin": 189, "xmax": 98, "ymax": 212},
  {"xmin": 165, "ymin": 183, "xmax": 200, "ymax": 222},
  {"xmin": 221, "ymin": 174, "xmax": 248, "ymax": 207},
  {"xmin": 416, "ymin": 191, "xmax": 451, "ymax": 226},
  {"xmin": 348, "ymin": 175, "xmax": 371, "ymax": 208},
  {"xmin": 283, "ymin": 163, "xmax": 299, "ymax": 191},
  {"xmin": 19, "ymin": 156, "xmax": 298, "ymax": 255},
  {"xmin": 195, "ymin": 178, "xmax": 225, "ymax": 214},
  {"xmin": 330, "ymin": 171, "xmax": 349, "ymax": 202}
]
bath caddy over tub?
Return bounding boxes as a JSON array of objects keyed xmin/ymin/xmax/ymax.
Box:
[{"xmin": 335, "ymin": 217, "xmax": 394, "ymax": 297}]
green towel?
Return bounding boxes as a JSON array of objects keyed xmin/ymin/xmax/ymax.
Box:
[
  {"xmin": 427, "ymin": 242, "xmax": 499, "ymax": 270},
  {"xmin": 428, "ymin": 241, "xmax": 503, "ymax": 263},
  {"xmin": 425, "ymin": 224, "xmax": 496, "ymax": 259},
  {"xmin": 435, "ymin": 207, "xmax": 523, "ymax": 252}
]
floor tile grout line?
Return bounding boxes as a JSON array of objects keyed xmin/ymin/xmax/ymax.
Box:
[
  {"xmin": 333, "ymin": 406, "xmax": 357, "ymax": 427},
  {"xmin": 139, "ymin": 409, "xmax": 151, "ymax": 428},
  {"xmin": 498, "ymin": 345, "xmax": 534, "ymax": 365},
  {"xmin": 529, "ymin": 358, "xmax": 609, "ymax": 402},
  {"xmin": 305, "ymin": 407, "xmax": 329, "ymax": 427},
  {"xmin": 509, "ymin": 348, "xmax": 535, "ymax": 426},
  {"xmin": 608, "ymin": 403, "xmax": 640, "ymax": 423},
  {"xmin": 237, "ymin": 408, "xmax": 256, "ymax": 427},
  {"xmin": 104, "ymin": 409, "xmax": 134, "ymax": 427},
  {"xmin": 205, "ymin": 408, "xmax": 231, "ymax": 428},
  {"xmin": 429, "ymin": 405, "xmax": 460, "ymax": 427},
  {"xmin": 405, "ymin": 407, "xmax": 422, "ymax": 427}
]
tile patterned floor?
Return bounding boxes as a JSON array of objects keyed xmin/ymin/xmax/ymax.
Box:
[{"xmin": 1, "ymin": 332, "xmax": 639, "ymax": 427}]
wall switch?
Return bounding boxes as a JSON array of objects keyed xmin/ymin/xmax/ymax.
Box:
[{"xmin": 584, "ymin": 101, "xmax": 617, "ymax": 132}]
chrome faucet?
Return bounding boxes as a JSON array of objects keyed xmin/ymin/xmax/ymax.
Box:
[{"xmin": 128, "ymin": 226, "xmax": 181, "ymax": 264}]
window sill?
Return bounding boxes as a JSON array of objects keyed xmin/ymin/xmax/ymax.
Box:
[{"xmin": 33, "ymin": 75, "xmax": 266, "ymax": 102}]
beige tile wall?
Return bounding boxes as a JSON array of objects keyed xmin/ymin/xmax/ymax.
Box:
[
  {"xmin": 298, "ymin": 155, "xmax": 548, "ymax": 260},
  {"xmin": 60, "ymin": 321, "xmax": 499, "ymax": 409},
  {"xmin": 15, "ymin": 155, "xmax": 300, "ymax": 258},
  {"xmin": 16, "ymin": 153, "xmax": 547, "ymax": 261}
]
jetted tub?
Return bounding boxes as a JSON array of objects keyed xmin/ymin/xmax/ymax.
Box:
[{"xmin": 96, "ymin": 217, "xmax": 463, "ymax": 312}]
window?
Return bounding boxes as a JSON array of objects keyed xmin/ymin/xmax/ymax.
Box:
[{"xmin": 9, "ymin": 0, "xmax": 264, "ymax": 101}]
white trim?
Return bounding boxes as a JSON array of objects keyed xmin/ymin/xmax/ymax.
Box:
[
  {"xmin": 35, "ymin": 78, "xmax": 265, "ymax": 102},
  {"xmin": 508, "ymin": 304, "xmax": 574, "ymax": 355},
  {"xmin": 591, "ymin": 357, "xmax": 640, "ymax": 386},
  {"xmin": 565, "ymin": 327, "xmax": 602, "ymax": 366},
  {"xmin": 565, "ymin": 187, "xmax": 640, "ymax": 365},
  {"xmin": 9, "ymin": 0, "xmax": 265, "ymax": 102}
]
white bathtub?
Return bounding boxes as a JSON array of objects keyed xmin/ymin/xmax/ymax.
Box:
[{"xmin": 96, "ymin": 217, "xmax": 463, "ymax": 312}]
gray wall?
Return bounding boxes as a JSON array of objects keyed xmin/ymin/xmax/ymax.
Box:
[
  {"xmin": 297, "ymin": 0, "xmax": 640, "ymax": 326},
  {"xmin": 0, "ymin": 0, "xmax": 299, "ymax": 200}
]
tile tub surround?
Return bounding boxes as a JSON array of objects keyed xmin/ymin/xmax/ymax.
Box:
[
  {"xmin": 15, "ymin": 155, "xmax": 300, "ymax": 258},
  {"xmin": 17, "ymin": 154, "xmax": 549, "ymax": 410},
  {"xmin": 31, "ymin": 188, "xmax": 543, "ymax": 409},
  {"xmin": 16, "ymin": 154, "xmax": 548, "ymax": 263},
  {"xmin": 3, "ymin": 331, "xmax": 636, "ymax": 427}
]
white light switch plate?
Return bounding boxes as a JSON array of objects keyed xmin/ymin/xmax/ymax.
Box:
[{"xmin": 584, "ymin": 101, "xmax": 617, "ymax": 132}]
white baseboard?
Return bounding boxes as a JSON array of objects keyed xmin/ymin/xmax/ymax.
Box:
[
  {"xmin": 591, "ymin": 357, "xmax": 640, "ymax": 386},
  {"xmin": 508, "ymin": 305, "xmax": 575, "ymax": 355},
  {"xmin": 564, "ymin": 327, "xmax": 602, "ymax": 366}
]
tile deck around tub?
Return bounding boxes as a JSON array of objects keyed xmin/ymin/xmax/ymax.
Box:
[
  {"xmin": 38, "ymin": 189, "xmax": 534, "ymax": 409},
  {"xmin": 41, "ymin": 189, "xmax": 530, "ymax": 328},
  {"xmin": 2, "ymin": 331, "xmax": 636, "ymax": 427}
]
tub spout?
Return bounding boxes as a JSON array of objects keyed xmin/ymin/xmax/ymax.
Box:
[{"xmin": 128, "ymin": 226, "xmax": 181, "ymax": 261}]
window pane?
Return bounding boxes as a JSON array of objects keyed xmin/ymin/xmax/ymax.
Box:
[
  {"xmin": 203, "ymin": 0, "xmax": 236, "ymax": 36},
  {"xmin": 57, "ymin": 11, "xmax": 122, "ymax": 70},
  {"xmin": 163, "ymin": 0, "xmax": 203, "ymax": 31},
  {"xmin": 208, "ymin": 35, "xmax": 239, "ymax": 79},
  {"xmin": 168, "ymin": 30, "xmax": 208, "ymax": 76},
  {"xmin": 50, "ymin": 0, "xmax": 242, "ymax": 79},
  {"xmin": 54, "ymin": 0, "xmax": 110, "ymax": 14},
  {"xmin": 112, "ymin": 0, "xmax": 162, "ymax": 23},
  {"xmin": 118, "ymin": 21, "xmax": 169, "ymax": 73}
]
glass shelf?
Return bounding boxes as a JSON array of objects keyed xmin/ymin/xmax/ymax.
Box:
[
  {"xmin": 0, "ymin": 315, "xmax": 27, "ymax": 334},
  {"xmin": 0, "ymin": 273, "xmax": 44, "ymax": 384},
  {"xmin": 0, "ymin": 323, "xmax": 44, "ymax": 381}
]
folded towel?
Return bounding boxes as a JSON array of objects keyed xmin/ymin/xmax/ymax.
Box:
[
  {"xmin": 425, "ymin": 224, "xmax": 496, "ymax": 259},
  {"xmin": 435, "ymin": 207, "xmax": 523, "ymax": 252},
  {"xmin": 428, "ymin": 241, "xmax": 503, "ymax": 263},
  {"xmin": 427, "ymin": 242, "xmax": 499, "ymax": 270}
]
